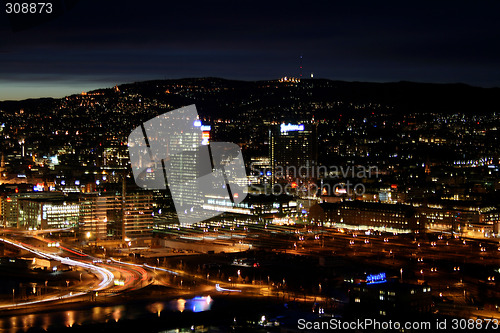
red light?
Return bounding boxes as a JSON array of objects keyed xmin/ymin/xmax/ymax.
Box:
[
  {"xmin": 291, "ymin": 182, "xmax": 298, "ymax": 189},
  {"xmin": 233, "ymin": 193, "xmax": 239, "ymax": 199},
  {"xmin": 391, "ymin": 184, "xmax": 398, "ymax": 189},
  {"xmin": 15, "ymin": 188, "xmax": 18, "ymax": 193}
]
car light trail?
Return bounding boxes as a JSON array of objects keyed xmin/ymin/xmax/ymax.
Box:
[
  {"xmin": 0, "ymin": 292, "xmax": 87, "ymax": 309},
  {"xmin": 110, "ymin": 257, "xmax": 143, "ymax": 267},
  {"xmin": 0, "ymin": 237, "xmax": 114, "ymax": 290},
  {"xmin": 59, "ymin": 246, "xmax": 87, "ymax": 257},
  {"xmin": 215, "ymin": 283, "xmax": 241, "ymax": 292},
  {"xmin": 143, "ymin": 263, "xmax": 180, "ymax": 275},
  {"xmin": 109, "ymin": 258, "xmax": 150, "ymax": 285}
]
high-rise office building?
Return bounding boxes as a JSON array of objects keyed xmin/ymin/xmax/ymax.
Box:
[
  {"xmin": 269, "ymin": 123, "xmax": 317, "ymax": 184},
  {"xmin": 79, "ymin": 193, "xmax": 120, "ymax": 240},
  {"xmin": 167, "ymin": 121, "xmax": 211, "ymax": 215},
  {"xmin": 129, "ymin": 105, "xmax": 247, "ymax": 225},
  {"xmin": 122, "ymin": 191, "xmax": 154, "ymax": 238},
  {"xmin": 1, "ymin": 194, "xmax": 19, "ymax": 227},
  {"xmin": 80, "ymin": 189, "xmax": 153, "ymax": 241}
]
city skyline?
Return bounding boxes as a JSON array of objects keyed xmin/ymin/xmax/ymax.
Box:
[
  {"xmin": 0, "ymin": 1, "xmax": 499, "ymax": 331},
  {"xmin": 0, "ymin": 77, "xmax": 499, "ymax": 331}
]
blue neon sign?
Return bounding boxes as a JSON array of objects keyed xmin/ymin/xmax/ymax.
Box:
[{"xmin": 366, "ymin": 272, "xmax": 386, "ymax": 284}]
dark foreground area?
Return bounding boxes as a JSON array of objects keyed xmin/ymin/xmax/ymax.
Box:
[{"xmin": 1, "ymin": 294, "xmax": 498, "ymax": 333}]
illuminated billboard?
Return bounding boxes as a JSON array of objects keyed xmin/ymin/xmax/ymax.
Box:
[
  {"xmin": 366, "ymin": 272, "xmax": 387, "ymax": 284},
  {"xmin": 280, "ymin": 123, "xmax": 304, "ymax": 133}
]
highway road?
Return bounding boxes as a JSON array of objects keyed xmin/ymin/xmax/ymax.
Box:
[{"xmin": 0, "ymin": 236, "xmax": 158, "ymax": 310}]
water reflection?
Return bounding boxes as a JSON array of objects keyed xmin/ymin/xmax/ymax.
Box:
[
  {"xmin": 0, "ymin": 296, "xmax": 213, "ymax": 333},
  {"xmin": 148, "ymin": 302, "xmax": 164, "ymax": 317},
  {"xmin": 151, "ymin": 295, "xmax": 213, "ymax": 316},
  {"xmin": 176, "ymin": 298, "xmax": 186, "ymax": 313},
  {"xmin": 111, "ymin": 305, "xmax": 124, "ymax": 322},
  {"xmin": 188, "ymin": 296, "xmax": 212, "ymax": 313},
  {"xmin": 152, "ymin": 296, "xmax": 212, "ymax": 315},
  {"xmin": 64, "ymin": 311, "xmax": 75, "ymax": 327},
  {"xmin": 41, "ymin": 316, "xmax": 50, "ymax": 332}
]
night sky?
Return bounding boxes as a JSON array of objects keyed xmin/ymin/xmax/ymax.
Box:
[{"xmin": 1, "ymin": 0, "xmax": 500, "ymax": 100}]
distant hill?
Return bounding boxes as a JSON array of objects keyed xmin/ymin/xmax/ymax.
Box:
[{"xmin": 1, "ymin": 78, "xmax": 499, "ymax": 123}]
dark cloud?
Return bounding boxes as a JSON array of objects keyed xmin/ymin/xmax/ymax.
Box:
[{"xmin": 1, "ymin": 0, "xmax": 500, "ymax": 99}]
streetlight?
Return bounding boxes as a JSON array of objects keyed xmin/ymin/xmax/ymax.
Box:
[
  {"xmin": 12, "ymin": 289, "xmax": 15, "ymax": 305},
  {"xmin": 400, "ymin": 268, "xmax": 403, "ymax": 281}
]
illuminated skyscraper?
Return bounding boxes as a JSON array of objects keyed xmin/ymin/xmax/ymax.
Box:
[
  {"xmin": 167, "ymin": 121, "xmax": 212, "ymax": 214},
  {"xmin": 269, "ymin": 123, "xmax": 317, "ymax": 184},
  {"xmin": 122, "ymin": 191, "xmax": 153, "ymax": 238},
  {"xmin": 80, "ymin": 193, "xmax": 117, "ymax": 240},
  {"xmin": 80, "ymin": 190, "xmax": 153, "ymax": 241},
  {"xmin": 129, "ymin": 105, "xmax": 247, "ymax": 225}
]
